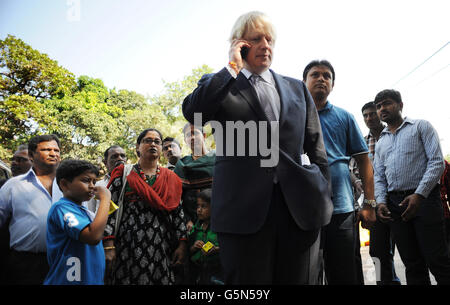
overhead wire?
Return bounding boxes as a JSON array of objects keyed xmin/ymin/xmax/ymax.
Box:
[
  {"xmin": 391, "ymin": 41, "xmax": 449, "ymax": 87},
  {"xmin": 414, "ymin": 63, "xmax": 450, "ymax": 86}
]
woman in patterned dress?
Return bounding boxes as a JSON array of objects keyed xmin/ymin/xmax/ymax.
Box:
[{"xmin": 103, "ymin": 128, "xmax": 187, "ymax": 285}]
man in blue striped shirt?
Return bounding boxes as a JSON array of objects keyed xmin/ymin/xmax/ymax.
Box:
[{"xmin": 374, "ymin": 89, "xmax": 450, "ymax": 284}]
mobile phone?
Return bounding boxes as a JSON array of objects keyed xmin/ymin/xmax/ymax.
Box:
[{"xmin": 240, "ymin": 46, "xmax": 249, "ymax": 60}]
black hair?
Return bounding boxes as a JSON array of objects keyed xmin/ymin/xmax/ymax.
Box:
[
  {"xmin": 28, "ymin": 134, "xmax": 60, "ymax": 156},
  {"xmin": 361, "ymin": 101, "xmax": 376, "ymax": 113},
  {"xmin": 162, "ymin": 137, "xmax": 181, "ymax": 148},
  {"xmin": 136, "ymin": 128, "xmax": 163, "ymax": 145},
  {"xmin": 56, "ymin": 159, "xmax": 99, "ymax": 187},
  {"xmin": 136, "ymin": 128, "xmax": 163, "ymax": 157},
  {"xmin": 374, "ymin": 89, "xmax": 402, "ymax": 105},
  {"xmin": 302, "ymin": 59, "xmax": 336, "ymax": 83},
  {"xmin": 197, "ymin": 188, "xmax": 212, "ymax": 204},
  {"xmin": 104, "ymin": 145, "xmax": 123, "ymax": 161}
]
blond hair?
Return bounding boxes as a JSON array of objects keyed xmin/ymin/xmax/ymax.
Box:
[{"xmin": 229, "ymin": 11, "xmax": 276, "ymax": 44}]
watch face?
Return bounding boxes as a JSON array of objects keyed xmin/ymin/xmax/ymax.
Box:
[{"xmin": 364, "ymin": 199, "xmax": 376, "ymax": 207}]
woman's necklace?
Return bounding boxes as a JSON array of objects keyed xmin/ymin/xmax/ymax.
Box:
[{"xmin": 137, "ymin": 163, "xmax": 160, "ymax": 183}]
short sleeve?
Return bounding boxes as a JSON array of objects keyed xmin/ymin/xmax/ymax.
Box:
[
  {"xmin": 50, "ymin": 203, "xmax": 91, "ymax": 241},
  {"xmin": 346, "ymin": 113, "xmax": 368, "ymax": 156}
]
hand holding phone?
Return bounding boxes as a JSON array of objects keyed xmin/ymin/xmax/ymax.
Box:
[{"xmin": 228, "ymin": 39, "xmax": 251, "ymax": 73}]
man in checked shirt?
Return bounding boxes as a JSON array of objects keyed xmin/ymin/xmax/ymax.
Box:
[{"xmin": 374, "ymin": 89, "xmax": 450, "ymax": 285}]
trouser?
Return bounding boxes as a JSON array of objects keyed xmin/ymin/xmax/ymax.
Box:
[
  {"xmin": 445, "ymin": 218, "xmax": 450, "ymax": 254},
  {"xmin": 369, "ymin": 217, "xmax": 401, "ymax": 285},
  {"xmin": 322, "ymin": 211, "xmax": 361, "ymax": 285},
  {"xmin": 218, "ymin": 184, "xmax": 321, "ymax": 284},
  {"xmin": 6, "ymin": 250, "xmax": 49, "ymax": 285},
  {"xmin": 387, "ymin": 186, "xmax": 450, "ymax": 285}
]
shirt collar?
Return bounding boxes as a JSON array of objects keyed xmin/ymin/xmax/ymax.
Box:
[
  {"xmin": 242, "ymin": 68, "xmax": 275, "ymax": 85},
  {"xmin": 24, "ymin": 167, "xmax": 38, "ymax": 181},
  {"xmin": 381, "ymin": 117, "xmax": 414, "ymax": 135},
  {"xmin": 367, "ymin": 124, "xmax": 386, "ymax": 139},
  {"xmin": 318, "ymin": 101, "xmax": 333, "ymax": 113}
]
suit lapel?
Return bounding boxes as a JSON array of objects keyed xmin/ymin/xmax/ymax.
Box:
[
  {"xmin": 235, "ymin": 72, "xmax": 269, "ymax": 121},
  {"xmin": 271, "ymin": 70, "xmax": 287, "ymax": 124}
]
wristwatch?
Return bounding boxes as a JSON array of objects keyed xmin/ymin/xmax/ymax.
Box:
[{"xmin": 363, "ymin": 199, "xmax": 377, "ymax": 208}]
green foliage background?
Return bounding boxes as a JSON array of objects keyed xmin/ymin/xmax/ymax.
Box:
[{"xmin": 0, "ymin": 35, "xmax": 213, "ymax": 174}]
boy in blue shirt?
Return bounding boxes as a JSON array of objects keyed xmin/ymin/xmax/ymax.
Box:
[{"xmin": 44, "ymin": 159, "xmax": 111, "ymax": 285}]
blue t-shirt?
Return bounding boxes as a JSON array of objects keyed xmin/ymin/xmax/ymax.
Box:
[
  {"xmin": 44, "ymin": 197, "xmax": 105, "ymax": 285},
  {"xmin": 318, "ymin": 102, "xmax": 368, "ymax": 214}
]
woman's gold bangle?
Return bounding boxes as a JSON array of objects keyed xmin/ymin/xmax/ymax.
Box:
[{"xmin": 104, "ymin": 246, "xmax": 115, "ymax": 250}]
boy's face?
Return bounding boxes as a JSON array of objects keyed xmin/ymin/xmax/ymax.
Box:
[
  {"xmin": 61, "ymin": 170, "xmax": 97, "ymax": 205},
  {"xmin": 196, "ymin": 197, "xmax": 210, "ymax": 221}
]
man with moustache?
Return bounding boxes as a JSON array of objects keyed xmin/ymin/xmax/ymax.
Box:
[
  {"xmin": 0, "ymin": 134, "xmax": 62, "ymax": 284},
  {"xmin": 87, "ymin": 145, "xmax": 127, "ymax": 214},
  {"xmin": 303, "ymin": 60, "xmax": 376, "ymax": 284},
  {"xmin": 11, "ymin": 144, "xmax": 33, "ymax": 177},
  {"xmin": 360, "ymin": 101, "xmax": 400, "ymax": 285},
  {"xmin": 162, "ymin": 137, "xmax": 182, "ymax": 171},
  {"xmin": 0, "ymin": 144, "xmax": 33, "ymax": 284},
  {"xmin": 374, "ymin": 89, "xmax": 450, "ymax": 284}
]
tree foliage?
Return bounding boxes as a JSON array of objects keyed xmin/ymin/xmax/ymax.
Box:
[
  {"xmin": 0, "ymin": 35, "xmax": 213, "ymax": 171},
  {"xmin": 0, "ymin": 35, "xmax": 76, "ymax": 100}
]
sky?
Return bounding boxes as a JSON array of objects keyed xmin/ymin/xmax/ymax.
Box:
[{"xmin": 1, "ymin": 0, "xmax": 449, "ymax": 154}]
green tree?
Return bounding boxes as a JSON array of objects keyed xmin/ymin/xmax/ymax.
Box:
[
  {"xmin": 0, "ymin": 35, "xmax": 76, "ymax": 100},
  {"xmin": 151, "ymin": 65, "xmax": 213, "ymax": 124},
  {"xmin": 0, "ymin": 35, "xmax": 216, "ymax": 169},
  {"xmin": 0, "ymin": 35, "xmax": 76, "ymax": 159}
]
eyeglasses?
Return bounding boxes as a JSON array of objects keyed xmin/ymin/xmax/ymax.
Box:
[{"xmin": 141, "ymin": 138, "xmax": 162, "ymax": 145}]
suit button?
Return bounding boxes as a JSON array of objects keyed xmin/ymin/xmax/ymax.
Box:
[{"xmin": 266, "ymin": 169, "xmax": 273, "ymax": 174}]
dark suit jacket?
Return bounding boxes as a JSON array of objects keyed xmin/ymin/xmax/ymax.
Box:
[{"xmin": 183, "ymin": 67, "xmax": 333, "ymax": 234}]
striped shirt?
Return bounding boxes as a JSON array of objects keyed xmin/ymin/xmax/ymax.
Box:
[
  {"xmin": 374, "ymin": 117, "xmax": 445, "ymax": 203},
  {"xmin": 365, "ymin": 131, "xmax": 379, "ymax": 163}
]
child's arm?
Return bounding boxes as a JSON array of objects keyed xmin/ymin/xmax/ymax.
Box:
[
  {"xmin": 190, "ymin": 240, "xmax": 204, "ymax": 254},
  {"xmin": 79, "ymin": 185, "xmax": 111, "ymax": 245}
]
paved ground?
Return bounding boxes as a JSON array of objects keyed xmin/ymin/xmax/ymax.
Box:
[{"xmin": 360, "ymin": 245, "xmax": 437, "ymax": 285}]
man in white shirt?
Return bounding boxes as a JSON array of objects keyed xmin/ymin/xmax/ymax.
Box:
[{"xmin": 0, "ymin": 134, "xmax": 62, "ymax": 284}]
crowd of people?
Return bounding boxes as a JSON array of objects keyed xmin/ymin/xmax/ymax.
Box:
[{"xmin": 0, "ymin": 11, "xmax": 450, "ymax": 285}]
